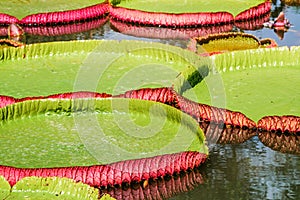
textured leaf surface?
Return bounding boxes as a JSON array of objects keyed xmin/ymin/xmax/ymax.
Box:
[
  {"xmin": 0, "ymin": 176, "xmax": 10, "ymax": 199},
  {"xmin": 110, "ymin": 0, "xmax": 265, "ymax": 16},
  {"xmin": 183, "ymin": 47, "xmax": 300, "ymax": 121},
  {"xmin": 0, "ymin": 98, "xmax": 207, "ymax": 168},
  {"xmin": 5, "ymin": 177, "xmax": 99, "ymax": 200},
  {"xmin": 0, "ymin": 40, "xmax": 209, "ymax": 98},
  {"xmin": 0, "ymin": 0, "xmax": 105, "ymax": 19}
]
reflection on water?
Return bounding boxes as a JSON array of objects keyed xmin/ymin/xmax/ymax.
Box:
[
  {"xmin": 100, "ymin": 167, "xmax": 205, "ymax": 200},
  {"xmin": 246, "ymin": 0, "xmax": 300, "ymax": 45},
  {"xmin": 171, "ymin": 137, "xmax": 300, "ymax": 200},
  {"xmin": 258, "ymin": 130, "xmax": 300, "ymax": 154}
]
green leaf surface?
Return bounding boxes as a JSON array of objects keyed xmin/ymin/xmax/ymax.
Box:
[
  {"xmin": 0, "ymin": 0, "xmax": 105, "ymax": 19},
  {"xmin": 0, "ymin": 40, "xmax": 209, "ymax": 98},
  {"xmin": 100, "ymin": 194, "xmax": 116, "ymax": 200},
  {"xmin": 0, "ymin": 176, "xmax": 10, "ymax": 200},
  {"xmin": 0, "ymin": 98, "xmax": 207, "ymax": 168},
  {"xmin": 110, "ymin": 0, "xmax": 265, "ymax": 16},
  {"xmin": 183, "ymin": 46, "xmax": 300, "ymax": 122},
  {"xmin": 5, "ymin": 177, "xmax": 99, "ymax": 200}
]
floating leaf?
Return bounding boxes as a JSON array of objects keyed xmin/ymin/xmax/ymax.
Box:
[
  {"xmin": 191, "ymin": 32, "xmax": 277, "ymax": 55},
  {"xmin": 5, "ymin": 177, "xmax": 99, "ymax": 200},
  {"xmin": 0, "ymin": 40, "xmax": 209, "ymax": 98},
  {"xmin": 183, "ymin": 46, "xmax": 300, "ymax": 122},
  {"xmin": 0, "ymin": 98, "xmax": 207, "ymax": 168},
  {"xmin": 0, "ymin": 0, "xmax": 106, "ymax": 20},
  {"xmin": 110, "ymin": 18, "xmax": 233, "ymax": 39},
  {"xmin": 110, "ymin": 0, "xmax": 265, "ymax": 16},
  {"xmin": 0, "ymin": 176, "xmax": 10, "ymax": 199},
  {"xmin": 109, "ymin": 0, "xmax": 270, "ymax": 27}
]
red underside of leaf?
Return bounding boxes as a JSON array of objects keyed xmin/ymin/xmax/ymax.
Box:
[
  {"xmin": 110, "ymin": 11, "xmax": 269, "ymax": 40},
  {"xmin": 257, "ymin": 116, "xmax": 300, "ymax": 154},
  {"xmin": 235, "ymin": 1, "xmax": 271, "ymax": 21},
  {"xmin": 0, "ymin": 3, "xmax": 109, "ymax": 26},
  {"xmin": 20, "ymin": 3, "xmax": 109, "ymax": 26},
  {"xmin": 234, "ymin": 12, "xmax": 271, "ymax": 30},
  {"xmin": 258, "ymin": 116, "xmax": 300, "ymax": 134},
  {"xmin": 0, "ymin": 13, "xmax": 19, "ymax": 25},
  {"xmin": 0, "ymin": 95, "xmax": 16, "ymax": 108},
  {"xmin": 0, "ymin": 152, "xmax": 207, "ymax": 187},
  {"xmin": 0, "ymin": 1, "xmax": 270, "ymax": 28},
  {"xmin": 120, "ymin": 87, "xmax": 257, "ymax": 129},
  {"xmin": 109, "ymin": 6, "xmax": 234, "ymax": 27},
  {"xmin": 109, "ymin": 1, "xmax": 271, "ymax": 28}
]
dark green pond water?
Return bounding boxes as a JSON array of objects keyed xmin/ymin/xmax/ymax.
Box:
[
  {"xmin": 1, "ymin": 0, "xmax": 299, "ymax": 199},
  {"xmin": 171, "ymin": 138, "xmax": 299, "ymax": 200}
]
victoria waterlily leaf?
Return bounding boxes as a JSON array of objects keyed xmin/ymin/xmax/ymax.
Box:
[
  {"xmin": 0, "ymin": 98, "xmax": 207, "ymax": 168},
  {"xmin": 110, "ymin": 0, "xmax": 265, "ymax": 16},
  {"xmin": 0, "ymin": 176, "xmax": 10, "ymax": 199},
  {"xmin": 190, "ymin": 32, "xmax": 277, "ymax": 55},
  {"xmin": 183, "ymin": 46, "xmax": 300, "ymax": 122},
  {"xmin": 0, "ymin": 40, "xmax": 210, "ymax": 98},
  {"xmin": 5, "ymin": 177, "xmax": 99, "ymax": 200},
  {"xmin": 110, "ymin": 14, "xmax": 270, "ymax": 40},
  {"xmin": 109, "ymin": 0, "xmax": 270, "ymax": 27},
  {"xmin": 0, "ymin": 0, "xmax": 106, "ymax": 20},
  {"xmin": 0, "ymin": 176, "xmax": 116, "ymax": 199}
]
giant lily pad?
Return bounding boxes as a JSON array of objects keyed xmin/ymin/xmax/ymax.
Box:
[
  {"xmin": 0, "ymin": 98, "xmax": 207, "ymax": 168},
  {"xmin": 109, "ymin": 0, "xmax": 270, "ymax": 27},
  {"xmin": 110, "ymin": 0, "xmax": 265, "ymax": 16},
  {"xmin": 0, "ymin": 40, "xmax": 209, "ymax": 98},
  {"xmin": 5, "ymin": 177, "xmax": 100, "ymax": 200},
  {"xmin": 0, "ymin": 0, "xmax": 105, "ymax": 20},
  {"xmin": 189, "ymin": 32, "xmax": 277, "ymax": 55},
  {"xmin": 182, "ymin": 46, "xmax": 300, "ymax": 122},
  {"xmin": 0, "ymin": 176, "xmax": 10, "ymax": 199},
  {"xmin": 0, "ymin": 176, "xmax": 116, "ymax": 199},
  {"xmin": 110, "ymin": 15, "xmax": 269, "ymax": 40}
]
